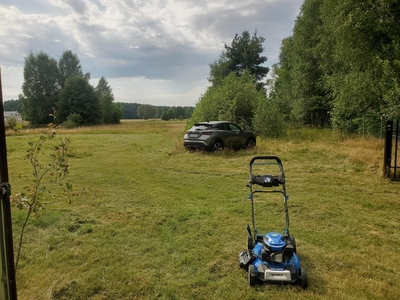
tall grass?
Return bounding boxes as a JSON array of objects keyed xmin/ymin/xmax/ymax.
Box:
[{"xmin": 6, "ymin": 120, "xmax": 400, "ymax": 299}]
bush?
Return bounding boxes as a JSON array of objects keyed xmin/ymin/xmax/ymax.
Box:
[
  {"xmin": 62, "ymin": 113, "xmax": 82, "ymax": 129},
  {"xmin": 6, "ymin": 116, "xmax": 18, "ymax": 128},
  {"xmin": 14, "ymin": 123, "xmax": 23, "ymax": 131},
  {"xmin": 253, "ymin": 98, "xmax": 286, "ymax": 137},
  {"xmin": 189, "ymin": 71, "xmax": 264, "ymax": 128}
]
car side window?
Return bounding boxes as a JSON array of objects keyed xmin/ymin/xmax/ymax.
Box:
[
  {"xmin": 216, "ymin": 124, "xmax": 227, "ymax": 130},
  {"xmin": 229, "ymin": 123, "xmax": 241, "ymax": 132}
]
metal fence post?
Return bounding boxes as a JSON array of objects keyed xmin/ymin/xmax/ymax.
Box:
[
  {"xmin": 394, "ymin": 121, "xmax": 399, "ymax": 180},
  {"xmin": 383, "ymin": 120, "xmax": 393, "ymax": 178},
  {"xmin": 0, "ymin": 68, "xmax": 18, "ymax": 299}
]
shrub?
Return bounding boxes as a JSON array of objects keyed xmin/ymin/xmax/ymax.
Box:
[
  {"xmin": 6, "ymin": 116, "xmax": 18, "ymax": 128},
  {"xmin": 253, "ymin": 98, "xmax": 286, "ymax": 137},
  {"xmin": 62, "ymin": 113, "xmax": 82, "ymax": 129}
]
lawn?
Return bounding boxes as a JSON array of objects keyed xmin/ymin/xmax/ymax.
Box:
[{"xmin": 5, "ymin": 120, "xmax": 400, "ymax": 299}]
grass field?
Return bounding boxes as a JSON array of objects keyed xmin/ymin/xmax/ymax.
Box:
[{"xmin": 5, "ymin": 120, "xmax": 400, "ymax": 299}]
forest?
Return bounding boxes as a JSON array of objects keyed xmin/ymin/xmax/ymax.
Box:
[
  {"xmin": 270, "ymin": 0, "xmax": 400, "ymax": 135},
  {"xmin": 188, "ymin": 0, "xmax": 400, "ymax": 137}
]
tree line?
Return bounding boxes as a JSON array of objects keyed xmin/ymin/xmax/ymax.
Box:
[
  {"xmin": 3, "ymin": 99, "xmax": 194, "ymax": 122},
  {"xmin": 120, "ymin": 103, "xmax": 194, "ymax": 120},
  {"xmin": 270, "ymin": 0, "xmax": 400, "ymax": 135},
  {"xmin": 20, "ymin": 50, "xmax": 122, "ymax": 127}
]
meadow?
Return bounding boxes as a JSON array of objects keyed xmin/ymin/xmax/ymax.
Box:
[{"xmin": 5, "ymin": 120, "xmax": 400, "ymax": 299}]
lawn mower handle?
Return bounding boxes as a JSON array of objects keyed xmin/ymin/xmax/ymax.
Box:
[
  {"xmin": 249, "ymin": 156, "xmax": 282, "ymax": 165},
  {"xmin": 247, "ymin": 155, "xmax": 289, "ymax": 239}
]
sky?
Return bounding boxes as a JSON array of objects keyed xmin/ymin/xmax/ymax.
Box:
[{"xmin": 0, "ymin": 0, "xmax": 303, "ymax": 107}]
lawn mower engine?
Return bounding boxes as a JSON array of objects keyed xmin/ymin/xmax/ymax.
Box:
[
  {"xmin": 239, "ymin": 232, "xmax": 302, "ymax": 285},
  {"xmin": 259, "ymin": 232, "xmax": 294, "ymax": 265}
]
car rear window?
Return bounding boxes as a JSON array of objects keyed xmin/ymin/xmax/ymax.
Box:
[{"xmin": 192, "ymin": 124, "xmax": 212, "ymax": 131}]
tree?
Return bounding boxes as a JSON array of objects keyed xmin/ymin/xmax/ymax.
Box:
[
  {"xmin": 272, "ymin": 0, "xmax": 331, "ymax": 127},
  {"xmin": 225, "ymin": 30, "xmax": 269, "ymax": 82},
  {"xmin": 271, "ymin": 0, "xmax": 400, "ymax": 134},
  {"xmin": 185, "ymin": 107, "xmax": 194, "ymax": 119},
  {"xmin": 137, "ymin": 104, "xmax": 156, "ymax": 120},
  {"xmin": 21, "ymin": 50, "xmax": 119, "ymax": 126},
  {"xmin": 291, "ymin": 0, "xmax": 330, "ymax": 127},
  {"xmin": 321, "ymin": 0, "xmax": 400, "ymax": 132},
  {"xmin": 110, "ymin": 103, "xmax": 123, "ymax": 124},
  {"xmin": 95, "ymin": 77, "xmax": 116, "ymax": 124},
  {"xmin": 161, "ymin": 111, "xmax": 169, "ymax": 121},
  {"xmin": 57, "ymin": 76, "xmax": 100, "ymax": 125},
  {"xmin": 190, "ymin": 31, "xmax": 269, "ymax": 129},
  {"xmin": 174, "ymin": 106, "xmax": 185, "ymax": 119},
  {"xmin": 22, "ymin": 51, "xmax": 60, "ymax": 125},
  {"xmin": 208, "ymin": 53, "xmax": 232, "ymax": 87},
  {"xmin": 190, "ymin": 71, "xmax": 265, "ymax": 128},
  {"xmin": 268, "ymin": 40, "xmax": 298, "ymax": 124},
  {"xmin": 58, "ymin": 50, "xmax": 85, "ymax": 88},
  {"xmin": 167, "ymin": 108, "xmax": 175, "ymax": 120},
  {"xmin": 253, "ymin": 97, "xmax": 286, "ymax": 137},
  {"xmin": 12, "ymin": 120, "xmax": 71, "ymax": 269},
  {"xmin": 3, "ymin": 99, "xmax": 22, "ymax": 113},
  {"xmin": 209, "ymin": 30, "xmax": 269, "ymax": 87}
]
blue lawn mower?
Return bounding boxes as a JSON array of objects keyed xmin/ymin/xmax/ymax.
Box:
[{"xmin": 239, "ymin": 156, "xmax": 308, "ymax": 288}]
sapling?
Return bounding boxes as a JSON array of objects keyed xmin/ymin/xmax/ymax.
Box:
[{"xmin": 12, "ymin": 110, "xmax": 72, "ymax": 269}]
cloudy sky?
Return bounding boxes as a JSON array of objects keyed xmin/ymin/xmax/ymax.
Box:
[{"xmin": 0, "ymin": 0, "xmax": 303, "ymax": 107}]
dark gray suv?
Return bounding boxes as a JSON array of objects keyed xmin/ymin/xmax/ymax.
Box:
[{"xmin": 184, "ymin": 121, "xmax": 256, "ymax": 151}]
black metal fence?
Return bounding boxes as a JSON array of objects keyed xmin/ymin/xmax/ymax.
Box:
[{"xmin": 384, "ymin": 120, "xmax": 400, "ymax": 180}]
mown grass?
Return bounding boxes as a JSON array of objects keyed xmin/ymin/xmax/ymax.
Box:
[{"xmin": 5, "ymin": 120, "xmax": 400, "ymax": 299}]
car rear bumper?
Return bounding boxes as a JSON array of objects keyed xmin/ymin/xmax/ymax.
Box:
[{"xmin": 184, "ymin": 140, "xmax": 210, "ymax": 150}]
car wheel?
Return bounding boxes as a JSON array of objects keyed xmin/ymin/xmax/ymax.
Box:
[
  {"xmin": 246, "ymin": 138, "xmax": 256, "ymax": 149},
  {"xmin": 211, "ymin": 140, "xmax": 224, "ymax": 151},
  {"xmin": 248, "ymin": 264, "xmax": 257, "ymax": 286}
]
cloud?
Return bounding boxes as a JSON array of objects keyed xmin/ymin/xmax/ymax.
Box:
[{"xmin": 0, "ymin": 0, "xmax": 303, "ymax": 106}]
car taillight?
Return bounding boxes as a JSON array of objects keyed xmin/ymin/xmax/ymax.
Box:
[{"xmin": 201, "ymin": 131, "xmax": 212, "ymax": 135}]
